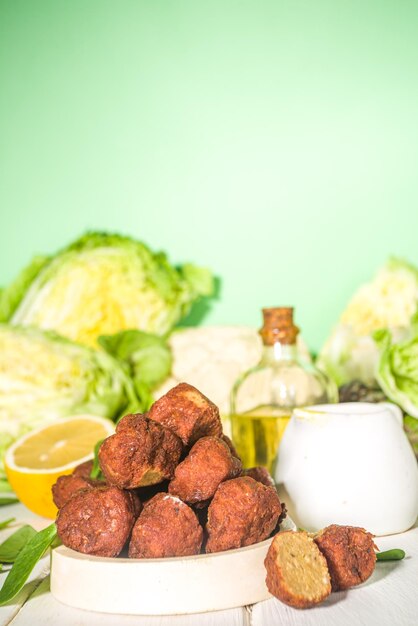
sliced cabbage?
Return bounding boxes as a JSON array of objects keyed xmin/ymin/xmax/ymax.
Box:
[
  {"xmin": 318, "ymin": 258, "xmax": 418, "ymax": 386},
  {"xmin": 0, "ymin": 324, "xmax": 140, "ymax": 478},
  {"xmin": 0, "ymin": 232, "xmax": 213, "ymax": 347}
]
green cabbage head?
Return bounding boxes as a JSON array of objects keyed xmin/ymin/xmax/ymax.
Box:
[
  {"xmin": 0, "ymin": 232, "xmax": 213, "ymax": 347},
  {"xmin": 0, "ymin": 324, "xmax": 140, "ymax": 479}
]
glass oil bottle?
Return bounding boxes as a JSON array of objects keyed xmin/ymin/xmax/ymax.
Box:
[{"xmin": 230, "ymin": 307, "xmax": 337, "ymax": 474}]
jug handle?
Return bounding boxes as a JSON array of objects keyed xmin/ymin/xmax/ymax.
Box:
[{"xmin": 380, "ymin": 402, "xmax": 403, "ymax": 427}]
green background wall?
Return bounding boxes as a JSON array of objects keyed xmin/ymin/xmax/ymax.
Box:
[{"xmin": 1, "ymin": 0, "xmax": 417, "ymax": 351}]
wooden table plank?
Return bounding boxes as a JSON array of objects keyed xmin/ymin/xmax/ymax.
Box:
[
  {"xmin": 8, "ymin": 576, "xmax": 248, "ymax": 626},
  {"xmin": 2, "ymin": 502, "xmax": 418, "ymax": 626},
  {"xmin": 252, "ymin": 526, "xmax": 418, "ymax": 626},
  {"xmin": 0, "ymin": 501, "xmax": 58, "ymax": 626},
  {"xmin": 0, "ymin": 559, "xmax": 50, "ymax": 626}
]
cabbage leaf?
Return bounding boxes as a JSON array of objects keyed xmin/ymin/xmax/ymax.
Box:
[
  {"xmin": 99, "ymin": 329, "xmax": 173, "ymax": 411},
  {"xmin": 374, "ymin": 324, "xmax": 418, "ymax": 418}
]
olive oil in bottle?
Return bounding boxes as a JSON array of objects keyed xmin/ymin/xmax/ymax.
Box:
[
  {"xmin": 230, "ymin": 307, "xmax": 337, "ymax": 475},
  {"xmin": 230, "ymin": 405, "xmax": 291, "ymax": 472}
]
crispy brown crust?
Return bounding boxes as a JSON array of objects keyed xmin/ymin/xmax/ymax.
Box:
[
  {"xmin": 72, "ymin": 460, "xmax": 94, "ymax": 480},
  {"xmin": 314, "ymin": 525, "xmax": 377, "ymax": 591},
  {"xmin": 221, "ymin": 435, "xmax": 241, "ymax": 460},
  {"xmin": 98, "ymin": 415, "xmax": 182, "ymax": 489},
  {"xmin": 265, "ymin": 531, "xmax": 331, "ymax": 609},
  {"xmin": 116, "ymin": 412, "xmax": 148, "ymax": 433},
  {"xmin": 244, "ymin": 466, "xmax": 275, "ymax": 488},
  {"xmin": 148, "ymin": 383, "xmax": 222, "ymax": 446},
  {"xmin": 56, "ymin": 486, "xmax": 136, "ymax": 557},
  {"xmin": 128, "ymin": 492, "xmax": 203, "ymax": 558},
  {"xmin": 168, "ymin": 436, "xmax": 242, "ymax": 504},
  {"xmin": 205, "ymin": 476, "xmax": 282, "ymax": 553},
  {"xmin": 126, "ymin": 490, "xmax": 143, "ymax": 518},
  {"xmin": 52, "ymin": 474, "xmax": 98, "ymax": 509}
]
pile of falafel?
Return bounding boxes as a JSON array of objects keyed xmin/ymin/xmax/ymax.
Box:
[
  {"xmin": 52, "ymin": 382, "xmax": 285, "ymax": 559},
  {"xmin": 52, "ymin": 381, "xmax": 379, "ymax": 611}
]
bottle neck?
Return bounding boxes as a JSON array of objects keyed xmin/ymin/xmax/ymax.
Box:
[{"xmin": 261, "ymin": 342, "xmax": 298, "ymax": 363}]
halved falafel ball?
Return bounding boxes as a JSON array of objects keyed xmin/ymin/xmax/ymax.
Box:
[
  {"xmin": 98, "ymin": 415, "xmax": 182, "ymax": 489},
  {"xmin": 148, "ymin": 383, "xmax": 222, "ymax": 446},
  {"xmin": 169, "ymin": 436, "xmax": 242, "ymax": 504},
  {"xmin": 314, "ymin": 524, "xmax": 377, "ymax": 591},
  {"xmin": 56, "ymin": 486, "xmax": 138, "ymax": 557},
  {"xmin": 205, "ymin": 476, "xmax": 282, "ymax": 553},
  {"xmin": 129, "ymin": 492, "xmax": 203, "ymax": 558},
  {"xmin": 265, "ymin": 531, "xmax": 332, "ymax": 609}
]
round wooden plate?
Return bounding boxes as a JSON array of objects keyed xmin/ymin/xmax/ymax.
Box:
[{"xmin": 50, "ymin": 516, "xmax": 296, "ymax": 615}]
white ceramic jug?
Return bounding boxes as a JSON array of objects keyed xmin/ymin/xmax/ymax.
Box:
[{"xmin": 275, "ymin": 402, "xmax": 418, "ymax": 535}]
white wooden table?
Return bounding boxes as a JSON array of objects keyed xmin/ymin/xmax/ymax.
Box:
[{"xmin": 1, "ymin": 500, "xmax": 417, "ymax": 626}]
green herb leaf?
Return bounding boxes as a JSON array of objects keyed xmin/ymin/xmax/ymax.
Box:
[
  {"xmin": 376, "ymin": 548, "xmax": 406, "ymax": 561},
  {"xmin": 0, "ymin": 518, "xmax": 15, "ymax": 530},
  {"xmin": 0, "ymin": 526, "xmax": 36, "ymax": 563},
  {"xmin": 0, "ymin": 480, "xmax": 13, "ymax": 493},
  {"xmin": 0, "ymin": 498, "xmax": 18, "ymax": 506},
  {"xmin": 90, "ymin": 439, "xmax": 104, "ymax": 480},
  {"xmin": 0, "ymin": 523, "xmax": 57, "ymax": 606}
]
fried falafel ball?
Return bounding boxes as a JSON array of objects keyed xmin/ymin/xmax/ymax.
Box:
[
  {"xmin": 221, "ymin": 435, "xmax": 241, "ymax": 460},
  {"xmin": 128, "ymin": 492, "xmax": 203, "ymax": 558},
  {"xmin": 98, "ymin": 415, "xmax": 182, "ymax": 489},
  {"xmin": 244, "ymin": 466, "xmax": 275, "ymax": 488},
  {"xmin": 314, "ymin": 524, "xmax": 377, "ymax": 591},
  {"xmin": 52, "ymin": 473, "xmax": 98, "ymax": 509},
  {"xmin": 205, "ymin": 476, "xmax": 282, "ymax": 553},
  {"xmin": 115, "ymin": 412, "xmax": 148, "ymax": 432},
  {"xmin": 72, "ymin": 460, "xmax": 95, "ymax": 479},
  {"xmin": 148, "ymin": 383, "xmax": 222, "ymax": 446},
  {"xmin": 56, "ymin": 485, "xmax": 139, "ymax": 557},
  {"xmin": 169, "ymin": 436, "xmax": 242, "ymax": 504}
]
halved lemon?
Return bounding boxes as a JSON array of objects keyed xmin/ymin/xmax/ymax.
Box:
[{"xmin": 4, "ymin": 415, "xmax": 115, "ymax": 519}]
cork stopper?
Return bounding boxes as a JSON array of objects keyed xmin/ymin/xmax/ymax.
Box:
[{"xmin": 259, "ymin": 307, "xmax": 299, "ymax": 346}]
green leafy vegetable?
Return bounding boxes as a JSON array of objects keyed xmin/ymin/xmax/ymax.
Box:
[
  {"xmin": 0, "ymin": 255, "xmax": 49, "ymax": 322},
  {"xmin": 0, "ymin": 324, "xmax": 141, "ymax": 479},
  {"xmin": 318, "ymin": 258, "xmax": 418, "ymax": 385},
  {"xmin": 376, "ymin": 549, "xmax": 406, "ymax": 561},
  {"xmin": 404, "ymin": 415, "xmax": 418, "ymax": 456},
  {"xmin": 374, "ymin": 325, "xmax": 418, "ymax": 418},
  {"xmin": 99, "ymin": 329, "xmax": 172, "ymax": 409},
  {"xmin": 0, "ymin": 480, "xmax": 13, "ymax": 492},
  {"xmin": 1, "ymin": 232, "xmax": 213, "ymax": 348},
  {"xmin": 0, "ymin": 519, "xmax": 15, "ymax": 530},
  {"xmin": 90, "ymin": 439, "xmax": 105, "ymax": 480},
  {"xmin": 0, "ymin": 526, "xmax": 36, "ymax": 563},
  {"xmin": 0, "ymin": 523, "xmax": 57, "ymax": 606},
  {"xmin": 0, "ymin": 498, "xmax": 18, "ymax": 506}
]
